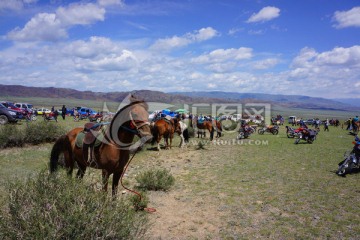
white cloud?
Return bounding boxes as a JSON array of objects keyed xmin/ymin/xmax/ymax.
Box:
[
  {"xmin": 290, "ymin": 47, "xmax": 318, "ymax": 68},
  {"xmin": 56, "ymin": 3, "xmax": 105, "ymax": 26},
  {"xmin": 0, "ymin": 0, "xmax": 37, "ymax": 11},
  {"xmin": 7, "ymin": 13, "xmax": 67, "ymax": 41},
  {"xmin": 75, "ymin": 50, "xmax": 138, "ymax": 72},
  {"xmin": 252, "ymin": 58, "xmax": 279, "ymax": 70},
  {"xmin": 6, "ymin": 2, "xmax": 106, "ymax": 42},
  {"xmin": 192, "ymin": 47, "xmax": 253, "ymax": 64},
  {"xmin": 288, "ymin": 45, "xmax": 360, "ymax": 95},
  {"xmin": 292, "ymin": 46, "xmax": 360, "ymax": 68},
  {"xmin": 247, "ymin": 6, "xmax": 280, "ymax": 23},
  {"xmin": 333, "ymin": 6, "xmax": 360, "ymax": 29},
  {"xmin": 150, "ymin": 27, "xmax": 219, "ymax": 51},
  {"xmin": 97, "ymin": 0, "xmax": 123, "ymax": 7},
  {"xmin": 316, "ymin": 46, "xmax": 360, "ymax": 66},
  {"xmin": 64, "ymin": 37, "xmax": 117, "ymax": 59}
]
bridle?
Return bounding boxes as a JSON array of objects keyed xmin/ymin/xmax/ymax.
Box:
[
  {"xmin": 107, "ymin": 101, "xmax": 151, "ymax": 149},
  {"xmin": 122, "ymin": 113, "xmax": 150, "ymax": 137}
]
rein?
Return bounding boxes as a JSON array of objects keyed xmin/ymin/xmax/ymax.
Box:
[
  {"xmin": 119, "ymin": 147, "xmax": 156, "ymax": 213},
  {"xmin": 112, "ymin": 102, "xmax": 154, "ymax": 212}
]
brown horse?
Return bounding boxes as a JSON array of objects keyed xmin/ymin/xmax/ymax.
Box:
[
  {"xmin": 151, "ymin": 118, "xmax": 181, "ymax": 151},
  {"xmin": 213, "ymin": 119, "xmax": 223, "ymax": 138},
  {"xmin": 192, "ymin": 117, "xmax": 215, "ymax": 141},
  {"xmin": 49, "ymin": 95, "xmax": 152, "ymax": 196}
]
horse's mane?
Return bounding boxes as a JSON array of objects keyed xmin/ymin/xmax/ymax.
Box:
[{"xmin": 111, "ymin": 96, "xmax": 148, "ymax": 123}]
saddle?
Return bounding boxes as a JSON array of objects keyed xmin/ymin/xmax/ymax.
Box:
[
  {"xmin": 162, "ymin": 116, "xmax": 174, "ymax": 126},
  {"xmin": 82, "ymin": 122, "xmax": 103, "ymax": 164}
]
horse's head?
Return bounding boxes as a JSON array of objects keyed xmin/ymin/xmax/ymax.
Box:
[
  {"xmin": 128, "ymin": 100, "xmax": 153, "ymax": 141},
  {"xmin": 109, "ymin": 95, "xmax": 153, "ymax": 148},
  {"xmin": 173, "ymin": 118, "xmax": 182, "ymax": 135}
]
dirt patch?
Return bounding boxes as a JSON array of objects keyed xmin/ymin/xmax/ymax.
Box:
[{"xmin": 136, "ymin": 146, "xmax": 229, "ymax": 239}]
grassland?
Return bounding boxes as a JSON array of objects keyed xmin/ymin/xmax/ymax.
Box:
[{"xmin": 0, "ymin": 106, "xmax": 359, "ymax": 239}]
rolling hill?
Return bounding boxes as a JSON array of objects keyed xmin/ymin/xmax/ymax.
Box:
[{"xmin": 0, "ymin": 84, "xmax": 358, "ymax": 112}]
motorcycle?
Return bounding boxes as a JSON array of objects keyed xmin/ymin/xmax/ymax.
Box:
[
  {"xmin": 337, "ymin": 138, "xmax": 360, "ymax": 176},
  {"xmin": 24, "ymin": 111, "xmax": 37, "ymax": 122},
  {"xmin": 258, "ymin": 125, "xmax": 279, "ymax": 135},
  {"xmin": 43, "ymin": 111, "xmax": 58, "ymax": 122},
  {"xmin": 294, "ymin": 128, "xmax": 318, "ymax": 144},
  {"xmin": 237, "ymin": 124, "xmax": 253, "ymax": 139},
  {"xmin": 286, "ymin": 126, "xmax": 298, "ymax": 138}
]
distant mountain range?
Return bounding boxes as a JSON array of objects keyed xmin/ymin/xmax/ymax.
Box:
[
  {"xmin": 0, "ymin": 84, "xmax": 358, "ymax": 111},
  {"xmin": 170, "ymin": 91, "xmax": 359, "ymax": 111},
  {"xmin": 332, "ymin": 98, "xmax": 360, "ymax": 107}
]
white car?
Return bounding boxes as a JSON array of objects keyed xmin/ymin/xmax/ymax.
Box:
[{"xmin": 36, "ymin": 108, "xmax": 51, "ymax": 115}]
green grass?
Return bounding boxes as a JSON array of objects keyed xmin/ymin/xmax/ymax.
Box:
[
  {"xmin": 0, "ymin": 110, "xmax": 359, "ymax": 238},
  {"xmin": 181, "ymin": 125, "xmax": 360, "ymax": 239}
]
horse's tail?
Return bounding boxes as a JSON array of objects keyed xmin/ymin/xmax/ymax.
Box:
[
  {"xmin": 49, "ymin": 134, "xmax": 71, "ymax": 173},
  {"xmin": 151, "ymin": 125, "xmax": 158, "ymax": 145}
]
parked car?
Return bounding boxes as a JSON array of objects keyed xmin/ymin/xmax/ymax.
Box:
[
  {"xmin": 14, "ymin": 102, "xmax": 34, "ymax": 113},
  {"xmin": 78, "ymin": 107, "xmax": 97, "ymax": 116},
  {"xmin": 1, "ymin": 101, "xmax": 25, "ymax": 116},
  {"xmin": 36, "ymin": 107, "xmax": 51, "ymax": 115},
  {"xmin": 288, "ymin": 116, "xmax": 296, "ymax": 124},
  {"xmin": 304, "ymin": 119, "xmax": 315, "ymax": 125},
  {"xmin": 0, "ymin": 103, "xmax": 19, "ymax": 124}
]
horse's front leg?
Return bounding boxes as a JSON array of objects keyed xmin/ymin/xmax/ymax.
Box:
[
  {"xmin": 64, "ymin": 150, "xmax": 74, "ymax": 176},
  {"xmin": 76, "ymin": 163, "xmax": 87, "ymax": 178},
  {"xmin": 102, "ymin": 170, "xmax": 109, "ymax": 192},
  {"xmin": 157, "ymin": 139, "xmax": 161, "ymax": 151},
  {"xmin": 112, "ymin": 172, "xmax": 121, "ymax": 198},
  {"xmin": 165, "ymin": 137, "xmax": 169, "ymax": 149},
  {"xmin": 179, "ymin": 134, "xmax": 184, "ymax": 148},
  {"xmin": 169, "ymin": 134, "xmax": 173, "ymax": 149}
]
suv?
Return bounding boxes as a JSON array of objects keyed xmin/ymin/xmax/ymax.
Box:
[
  {"xmin": 78, "ymin": 107, "xmax": 97, "ymax": 116},
  {"xmin": 14, "ymin": 102, "xmax": 34, "ymax": 113},
  {"xmin": 288, "ymin": 116, "xmax": 296, "ymax": 124},
  {"xmin": 0, "ymin": 103, "xmax": 19, "ymax": 124},
  {"xmin": 1, "ymin": 101, "xmax": 25, "ymax": 115}
]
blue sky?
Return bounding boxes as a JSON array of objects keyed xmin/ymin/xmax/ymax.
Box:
[{"xmin": 0, "ymin": 0, "xmax": 359, "ymax": 98}]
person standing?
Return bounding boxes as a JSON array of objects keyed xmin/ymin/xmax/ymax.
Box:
[
  {"xmin": 61, "ymin": 105, "xmax": 67, "ymax": 120},
  {"xmin": 324, "ymin": 119, "xmax": 330, "ymax": 131}
]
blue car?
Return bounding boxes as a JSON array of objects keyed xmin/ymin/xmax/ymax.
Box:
[{"xmin": 78, "ymin": 107, "xmax": 97, "ymax": 116}]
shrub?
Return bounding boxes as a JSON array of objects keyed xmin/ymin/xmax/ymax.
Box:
[
  {"xmin": 0, "ymin": 170, "xmax": 149, "ymax": 240},
  {"xmin": 221, "ymin": 119, "xmax": 238, "ymax": 131},
  {"xmin": 0, "ymin": 122, "xmax": 66, "ymax": 148},
  {"xmin": 187, "ymin": 126, "xmax": 195, "ymax": 138},
  {"xmin": 135, "ymin": 168, "xmax": 175, "ymax": 191},
  {"xmin": 0, "ymin": 125, "xmax": 25, "ymax": 148},
  {"xmin": 24, "ymin": 121, "xmax": 66, "ymax": 145},
  {"xmin": 128, "ymin": 190, "xmax": 149, "ymax": 211}
]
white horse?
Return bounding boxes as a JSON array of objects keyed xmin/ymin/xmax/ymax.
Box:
[{"xmin": 178, "ymin": 121, "xmax": 189, "ymax": 148}]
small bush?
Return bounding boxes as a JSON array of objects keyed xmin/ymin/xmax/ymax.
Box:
[
  {"xmin": 24, "ymin": 121, "xmax": 65, "ymax": 145},
  {"xmin": 196, "ymin": 141, "xmax": 207, "ymax": 150},
  {"xmin": 0, "ymin": 125, "xmax": 25, "ymax": 148},
  {"xmin": 135, "ymin": 168, "xmax": 175, "ymax": 191},
  {"xmin": 128, "ymin": 190, "xmax": 149, "ymax": 211},
  {"xmin": 187, "ymin": 126, "xmax": 195, "ymax": 138},
  {"xmin": 221, "ymin": 119, "xmax": 238, "ymax": 131},
  {"xmin": 0, "ymin": 122, "xmax": 66, "ymax": 148},
  {"xmin": 0, "ymin": 170, "xmax": 149, "ymax": 239}
]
